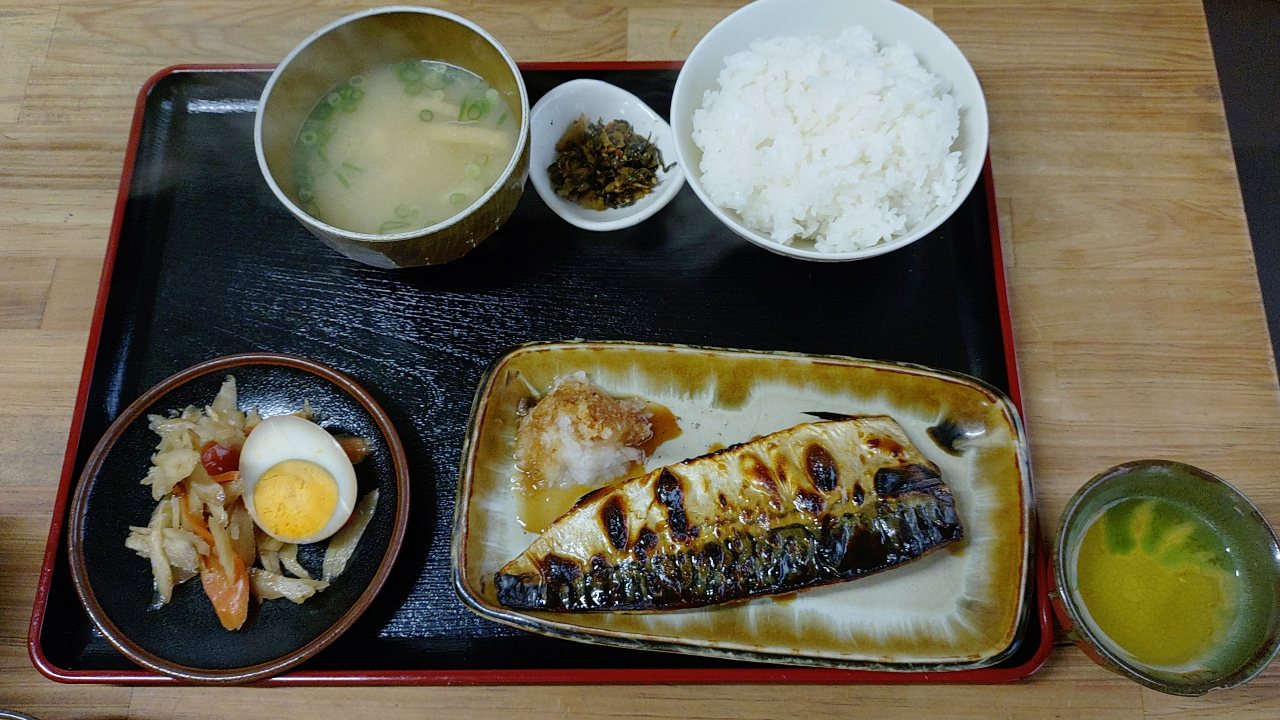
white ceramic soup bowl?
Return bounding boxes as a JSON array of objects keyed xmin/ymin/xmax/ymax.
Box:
[
  {"xmin": 255, "ymin": 6, "xmax": 530, "ymax": 268},
  {"xmin": 670, "ymin": 0, "xmax": 988, "ymax": 261}
]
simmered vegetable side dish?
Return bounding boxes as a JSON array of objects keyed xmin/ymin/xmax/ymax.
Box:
[
  {"xmin": 125, "ymin": 377, "xmax": 378, "ymax": 630},
  {"xmin": 549, "ymin": 115, "xmax": 671, "ymax": 210}
]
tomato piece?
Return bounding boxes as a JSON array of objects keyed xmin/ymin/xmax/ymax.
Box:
[{"xmin": 200, "ymin": 441, "xmax": 240, "ymax": 475}]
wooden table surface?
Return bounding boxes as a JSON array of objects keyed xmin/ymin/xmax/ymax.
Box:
[{"xmin": 2, "ymin": 0, "xmax": 1277, "ymax": 717}]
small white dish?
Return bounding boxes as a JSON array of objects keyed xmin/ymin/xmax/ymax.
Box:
[{"xmin": 529, "ymin": 79, "xmax": 684, "ymax": 232}]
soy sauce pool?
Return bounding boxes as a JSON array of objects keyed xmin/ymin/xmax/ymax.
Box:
[
  {"xmin": 290, "ymin": 60, "xmax": 520, "ymax": 235},
  {"xmin": 1072, "ymin": 496, "xmax": 1244, "ymax": 670}
]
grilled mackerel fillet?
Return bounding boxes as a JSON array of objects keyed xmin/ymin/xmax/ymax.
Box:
[{"xmin": 495, "ymin": 416, "xmax": 962, "ymax": 611}]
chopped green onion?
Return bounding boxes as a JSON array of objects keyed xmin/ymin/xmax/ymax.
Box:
[
  {"xmin": 419, "ymin": 109, "xmax": 434, "ymax": 121},
  {"xmin": 334, "ymin": 171, "xmax": 351, "ymax": 189},
  {"xmin": 397, "ymin": 65, "xmax": 422, "ymax": 83},
  {"xmin": 303, "ymin": 152, "xmax": 330, "ymax": 176},
  {"xmin": 341, "ymin": 161, "xmax": 363, "ymax": 172},
  {"xmin": 449, "ymin": 192, "xmax": 467, "ymax": 206},
  {"xmin": 326, "ymin": 92, "xmax": 342, "ymax": 106},
  {"xmin": 341, "ymin": 101, "xmax": 358, "ymax": 113},
  {"xmin": 299, "ymin": 129, "xmax": 320, "ymax": 146},
  {"xmin": 496, "ymin": 110, "xmax": 508, "ymax": 126},
  {"xmin": 394, "ymin": 204, "xmax": 411, "ymax": 218},
  {"xmin": 484, "ymin": 87, "xmax": 499, "ymax": 102},
  {"xmin": 298, "ymin": 185, "xmax": 314, "ymax": 203},
  {"xmin": 350, "ymin": 88, "xmax": 364, "ymax": 101},
  {"xmin": 431, "ymin": 89, "xmax": 445, "ymax": 102},
  {"xmin": 378, "ymin": 220, "xmax": 411, "ymax": 234},
  {"xmin": 405, "ymin": 82, "xmax": 424, "ymax": 96},
  {"xmin": 459, "ymin": 97, "xmax": 488, "ymax": 121},
  {"xmin": 313, "ymin": 103, "xmax": 333, "ymax": 121},
  {"xmin": 349, "ymin": 75, "xmax": 365, "ymax": 87},
  {"xmin": 476, "ymin": 153, "xmax": 489, "ymax": 166},
  {"xmin": 464, "ymin": 162, "xmax": 481, "ymax": 179}
]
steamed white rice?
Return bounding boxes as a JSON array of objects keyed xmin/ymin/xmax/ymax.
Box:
[{"xmin": 691, "ymin": 26, "xmax": 963, "ymax": 252}]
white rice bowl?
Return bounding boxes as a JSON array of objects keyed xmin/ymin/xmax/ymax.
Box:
[
  {"xmin": 671, "ymin": 0, "xmax": 988, "ymax": 262},
  {"xmin": 691, "ymin": 26, "xmax": 962, "ymax": 253}
]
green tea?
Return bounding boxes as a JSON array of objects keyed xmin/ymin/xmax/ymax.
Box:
[
  {"xmin": 1074, "ymin": 496, "xmax": 1240, "ymax": 669},
  {"xmin": 291, "ymin": 60, "xmax": 519, "ymax": 234}
]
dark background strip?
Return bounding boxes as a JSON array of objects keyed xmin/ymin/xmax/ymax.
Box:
[{"xmin": 1203, "ymin": 1, "xmax": 1280, "ymax": 365}]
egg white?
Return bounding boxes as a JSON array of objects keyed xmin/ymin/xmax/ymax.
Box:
[{"xmin": 239, "ymin": 414, "xmax": 358, "ymax": 544}]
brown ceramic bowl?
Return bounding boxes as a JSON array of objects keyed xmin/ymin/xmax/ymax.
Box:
[
  {"xmin": 67, "ymin": 353, "xmax": 410, "ymax": 683},
  {"xmin": 255, "ymin": 6, "xmax": 530, "ymax": 268},
  {"xmin": 1053, "ymin": 460, "xmax": 1280, "ymax": 696}
]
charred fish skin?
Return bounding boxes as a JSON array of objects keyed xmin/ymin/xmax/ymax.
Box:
[
  {"xmin": 495, "ymin": 417, "xmax": 963, "ymax": 612},
  {"xmin": 496, "ymin": 475, "xmax": 961, "ymax": 611}
]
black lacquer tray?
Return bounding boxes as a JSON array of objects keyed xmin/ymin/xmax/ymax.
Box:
[{"xmin": 30, "ymin": 64, "xmax": 1051, "ymax": 684}]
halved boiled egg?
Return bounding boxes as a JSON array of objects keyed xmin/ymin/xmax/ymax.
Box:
[{"xmin": 239, "ymin": 414, "xmax": 357, "ymax": 544}]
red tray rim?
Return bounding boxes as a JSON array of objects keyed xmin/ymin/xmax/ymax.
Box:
[{"xmin": 29, "ymin": 62, "xmax": 1053, "ymax": 686}]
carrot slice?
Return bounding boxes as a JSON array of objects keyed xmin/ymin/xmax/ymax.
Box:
[
  {"xmin": 200, "ymin": 552, "xmax": 250, "ymax": 631},
  {"xmin": 210, "ymin": 470, "xmax": 240, "ymax": 484},
  {"xmin": 180, "ymin": 493, "xmax": 216, "ymax": 548},
  {"xmin": 179, "ymin": 481, "xmax": 250, "ymax": 630}
]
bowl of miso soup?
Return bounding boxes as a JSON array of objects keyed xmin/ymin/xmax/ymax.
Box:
[
  {"xmin": 255, "ymin": 6, "xmax": 529, "ymax": 268},
  {"xmin": 1054, "ymin": 459, "xmax": 1280, "ymax": 695}
]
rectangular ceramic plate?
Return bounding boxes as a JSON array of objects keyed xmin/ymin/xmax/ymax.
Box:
[
  {"xmin": 30, "ymin": 64, "xmax": 1052, "ymax": 684},
  {"xmin": 454, "ymin": 341, "xmax": 1032, "ymax": 671}
]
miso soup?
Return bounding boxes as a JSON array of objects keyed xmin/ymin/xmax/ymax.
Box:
[
  {"xmin": 291, "ymin": 60, "xmax": 519, "ymax": 234},
  {"xmin": 1073, "ymin": 496, "xmax": 1242, "ymax": 670}
]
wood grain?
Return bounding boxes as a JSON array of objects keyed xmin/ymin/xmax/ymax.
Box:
[{"xmin": 1, "ymin": 1, "xmax": 1277, "ymax": 717}]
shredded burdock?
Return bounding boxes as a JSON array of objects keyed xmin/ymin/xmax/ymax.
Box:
[{"xmin": 548, "ymin": 115, "xmax": 672, "ymax": 210}]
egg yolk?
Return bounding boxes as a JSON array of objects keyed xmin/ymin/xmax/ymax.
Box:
[{"xmin": 252, "ymin": 459, "xmax": 339, "ymax": 541}]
